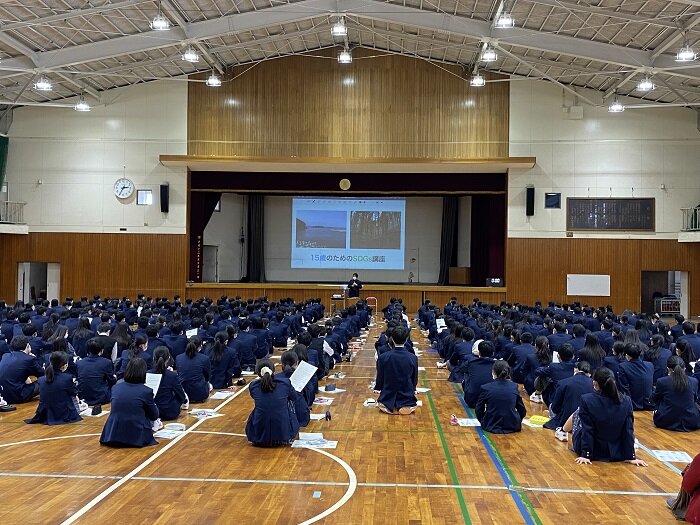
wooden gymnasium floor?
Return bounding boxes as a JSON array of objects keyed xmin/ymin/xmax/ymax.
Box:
[{"xmin": 0, "ymin": 319, "xmax": 696, "ymax": 525}]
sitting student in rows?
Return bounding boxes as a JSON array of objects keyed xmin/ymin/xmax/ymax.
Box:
[
  {"xmin": 175, "ymin": 336, "xmax": 211, "ymax": 404},
  {"xmin": 522, "ymin": 335, "xmax": 552, "ymax": 402},
  {"xmin": 205, "ymin": 331, "xmax": 240, "ymax": 389},
  {"xmin": 579, "ymin": 333, "xmax": 607, "ymax": 373},
  {"xmin": 25, "ymin": 351, "xmax": 82, "ymax": 426},
  {"xmin": 100, "ymin": 357, "xmax": 159, "ymax": 448},
  {"xmin": 0, "ymin": 335, "xmax": 44, "ymax": 403},
  {"xmin": 71, "ymin": 318, "xmax": 95, "ymax": 358},
  {"xmin": 232, "ymin": 319, "xmax": 258, "ymax": 371},
  {"xmin": 646, "ymin": 334, "xmax": 673, "ymax": 386},
  {"xmin": 280, "ymin": 350, "xmax": 310, "ymax": 428},
  {"xmin": 245, "ymin": 359, "xmax": 299, "ymax": 447},
  {"xmin": 161, "ymin": 321, "xmax": 187, "ymax": 358},
  {"xmin": 461, "ymin": 340, "xmax": 495, "ymax": 408},
  {"xmin": 534, "ymin": 342, "xmax": 576, "ymax": 407},
  {"xmin": 447, "ymin": 327, "xmax": 476, "ymax": 383},
  {"xmin": 76, "ymin": 338, "xmax": 116, "ymax": 406},
  {"xmin": 617, "ymin": 343, "xmax": 654, "ymax": 410},
  {"xmin": 569, "ymin": 367, "xmax": 646, "ymax": 467},
  {"xmin": 374, "ymin": 325, "xmax": 418, "ymax": 415},
  {"xmin": 150, "ymin": 346, "xmax": 187, "ymax": 421},
  {"xmin": 679, "ymin": 321, "xmax": 700, "ymax": 360},
  {"xmin": 676, "ymin": 339, "xmax": 696, "ymax": 375},
  {"xmin": 653, "ymin": 355, "xmax": 700, "ymax": 432},
  {"xmin": 603, "ymin": 341, "xmax": 626, "ymax": 376},
  {"xmin": 117, "ymin": 334, "xmax": 149, "ymax": 379},
  {"xmin": 475, "ymin": 361, "xmax": 526, "ymax": 434},
  {"xmin": 292, "ymin": 344, "xmax": 316, "ymax": 408},
  {"xmin": 509, "ymin": 331, "xmax": 535, "ymax": 385},
  {"xmin": 543, "ymin": 360, "xmax": 593, "ymax": 433}
]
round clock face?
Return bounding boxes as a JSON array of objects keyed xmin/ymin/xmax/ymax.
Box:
[{"xmin": 114, "ymin": 178, "xmax": 135, "ymax": 199}]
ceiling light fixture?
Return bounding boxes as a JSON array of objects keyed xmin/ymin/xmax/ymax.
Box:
[
  {"xmin": 495, "ymin": 11, "xmax": 515, "ymax": 28},
  {"xmin": 480, "ymin": 44, "xmax": 498, "ymax": 62},
  {"xmin": 636, "ymin": 76, "xmax": 655, "ymax": 92},
  {"xmin": 470, "ymin": 70, "xmax": 485, "ymax": 87},
  {"xmin": 608, "ymin": 92, "xmax": 624, "ymax": 113},
  {"xmin": 150, "ymin": 0, "xmax": 170, "ymax": 31},
  {"xmin": 676, "ymin": 36, "xmax": 697, "ymax": 62},
  {"xmin": 338, "ymin": 47, "xmax": 352, "ymax": 64},
  {"xmin": 206, "ymin": 71, "xmax": 222, "ymax": 87},
  {"xmin": 74, "ymin": 95, "xmax": 91, "ymax": 112},
  {"xmin": 181, "ymin": 46, "xmax": 200, "ymax": 63},
  {"xmin": 331, "ymin": 17, "xmax": 347, "ymax": 37},
  {"xmin": 34, "ymin": 76, "xmax": 52, "ymax": 91}
]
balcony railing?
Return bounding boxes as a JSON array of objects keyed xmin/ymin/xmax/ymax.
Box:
[{"xmin": 0, "ymin": 201, "xmax": 25, "ymax": 224}]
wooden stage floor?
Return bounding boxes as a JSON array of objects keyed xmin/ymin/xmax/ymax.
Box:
[{"xmin": 0, "ymin": 321, "xmax": 696, "ymax": 524}]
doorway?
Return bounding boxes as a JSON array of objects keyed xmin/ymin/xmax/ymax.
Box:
[
  {"xmin": 641, "ymin": 270, "xmax": 686, "ymax": 317},
  {"xmin": 17, "ymin": 262, "xmax": 60, "ymax": 303}
]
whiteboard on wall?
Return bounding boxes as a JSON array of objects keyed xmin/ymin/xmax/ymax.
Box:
[{"xmin": 566, "ymin": 274, "xmax": 611, "ymax": 296}]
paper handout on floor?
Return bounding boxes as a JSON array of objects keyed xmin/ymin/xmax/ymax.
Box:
[
  {"xmin": 313, "ymin": 397, "xmax": 334, "ymax": 406},
  {"xmin": 652, "ymin": 450, "xmax": 693, "ymax": 463},
  {"xmin": 456, "ymin": 418, "xmax": 481, "ymax": 427},
  {"xmin": 292, "ymin": 432, "xmax": 338, "ymax": 449},
  {"xmin": 189, "ymin": 408, "xmax": 224, "ymax": 419}
]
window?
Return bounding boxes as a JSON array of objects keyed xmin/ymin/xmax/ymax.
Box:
[
  {"xmin": 544, "ymin": 193, "xmax": 561, "ymax": 209},
  {"xmin": 136, "ymin": 189, "xmax": 153, "ymax": 206}
]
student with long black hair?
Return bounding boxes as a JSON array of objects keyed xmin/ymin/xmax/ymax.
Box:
[
  {"xmin": 645, "ymin": 334, "xmax": 673, "ymax": 385},
  {"xmin": 100, "ymin": 357, "xmax": 159, "ymax": 448},
  {"xmin": 571, "ymin": 367, "xmax": 646, "ymax": 466},
  {"xmin": 475, "ymin": 361, "xmax": 527, "ymax": 434},
  {"xmin": 175, "ymin": 336, "xmax": 211, "ymax": 403},
  {"xmin": 150, "ymin": 346, "xmax": 187, "ymax": 421},
  {"xmin": 652, "ymin": 355, "xmax": 700, "ymax": 432},
  {"xmin": 280, "ymin": 350, "xmax": 310, "ymax": 427},
  {"xmin": 204, "ymin": 331, "xmax": 240, "ymax": 389},
  {"xmin": 25, "ymin": 351, "xmax": 82, "ymax": 425},
  {"xmin": 675, "ymin": 340, "xmax": 696, "ymax": 374},
  {"xmin": 579, "ymin": 333, "xmax": 606, "ymax": 373},
  {"xmin": 522, "ymin": 335, "xmax": 552, "ymax": 400},
  {"xmin": 245, "ymin": 358, "xmax": 299, "ymax": 446},
  {"xmin": 116, "ymin": 334, "xmax": 149, "ymax": 379},
  {"xmin": 71, "ymin": 318, "xmax": 94, "ymax": 358}
]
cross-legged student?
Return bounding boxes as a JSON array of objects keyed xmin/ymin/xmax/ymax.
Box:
[
  {"xmin": 100, "ymin": 357, "xmax": 159, "ymax": 448},
  {"xmin": 175, "ymin": 336, "xmax": 211, "ymax": 403},
  {"xmin": 245, "ymin": 359, "xmax": 299, "ymax": 447},
  {"xmin": 77, "ymin": 338, "xmax": 116, "ymax": 406},
  {"xmin": 617, "ymin": 342, "xmax": 654, "ymax": 410},
  {"xmin": 25, "ymin": 351, "xmax": 82, "ymax": 425},
  {"xmin": 652, "ymin": 355, "xmax": 700, "ymax": 432},
  {"xmin": 543, "ymin": 360, "xmax": 593, "ymax": 435},
  {"xmin": 534, "ymin": 342, "xmax": 576, "ymax": 407},
  {"xmin": 0, "ymin": 335, "xmax": 44, "ymax": 404},
  {"xmin": 205, "ymin": 331, "xmax": 240, "ymax": 389},
  {"xmin": 374, "ymin": 325, "xmax": 418, "ymax": 415},
  {"xmin": 150, "ymin": 346, "xmax": 187, "ymax": 421},
  {"xmin": 280, "ymin": 350, "xmax": 310, "ymax": 427},
  {"xmin": 116, "ymin": 334, "xmax": 149, "ymax": 380},
  {"xmin": 461, "ymin": 340, "xmax": 496, "ymax": 408},
  {"xmin": 569, "ymin": 367, "xmax": 646, "ymax": 466},
  {"xmin": 475, "ymin": 361, "xmax": 527, "ymax": 434}
]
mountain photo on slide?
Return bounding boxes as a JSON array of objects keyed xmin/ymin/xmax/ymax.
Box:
[
  {"xmin": 295, "ymin": 210, "xmax": 347, "ymax": 248},
  {"xmin": 350, "ymin": 211, "xmax": 401, "ymax": 249}
]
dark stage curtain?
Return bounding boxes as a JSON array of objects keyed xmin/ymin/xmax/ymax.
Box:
[
  {"xmin": 246, "ymin": 194, "xmax": 266, "ymax": 282},
  {"xmin": 470, "ymin": 195, "xmax": 505, "ymax": 286},
  {"xmin": 188, "ymin": 191, "xmax": 221, "ymax": 282},
  {"xmin": 437, "ymin": 196, "xmax": 459, "ymax": 285}
]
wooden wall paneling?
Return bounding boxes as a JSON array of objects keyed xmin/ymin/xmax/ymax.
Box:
[{"xmin": 188, "ymin": 49, "xmax": 509, "ymax": 160}]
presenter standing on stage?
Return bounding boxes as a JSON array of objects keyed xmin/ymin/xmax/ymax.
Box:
[{"xmin": 347, "ymin": 273, "xmax": 363, "ymax": 298}]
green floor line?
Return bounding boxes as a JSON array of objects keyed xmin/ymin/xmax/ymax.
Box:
[{"xmin": 425, "ymin": 378, "xmax": 472, "ymax": 525}]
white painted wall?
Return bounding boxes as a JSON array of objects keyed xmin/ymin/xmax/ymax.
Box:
[
  {"xmin": 509, "ymin": 80, "xmax": 700, "ymax": 239},
  {"xmin": 203, "ymin": 193, "xmax": 246, "ymax": 281},
  {"xmin": 5, "ymin": 81, "xmax": 188, "ymax": 233}
]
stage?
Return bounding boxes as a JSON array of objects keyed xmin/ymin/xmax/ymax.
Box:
[{"xmin": 184, "ymin": 283, "xmax": 507, "ymax": 312}]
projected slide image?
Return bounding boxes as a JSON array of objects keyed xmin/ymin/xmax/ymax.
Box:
[
  {"xmin": 295, "ymin": 210, "xmax": 347, "ymax": 248},
  {"xmin": 350, "ymin": 211, "xmax": 401, "ymax": 249}
]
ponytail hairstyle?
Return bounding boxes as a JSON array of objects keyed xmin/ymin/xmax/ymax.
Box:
[
  {"xmin": 128, "ymin": 334, "xmax": 148, "ymax": 361},
  {"xmin": 667, "ymin": 355, "xmax": 690, "ymax": 393},
  {"xmin": 210, "ymin": 331, "xmax": 228, "ymax": 363},
  {"xmin": 292, "ymin": 343, "xmax": 309, "ymax": 363},
  {"xmin": 645, "ymin": 334, "xmax": 664, "ymax": 361},
  {"xmin": 534, "ymin": 335, "xmax": 552, "ymax": 365},
  {"xmin": 256, "ymin": 358, "xmax": 275, "ymax": 392},
  {"xmin": 675, "ymin": 340, "xmax": 694, "ymax": 373},
  {"xmin": 492, "ymin": 360, "xmax": 511, "ymax": 380},
  {"xmin": 45, "ymin": 351, "xmax": 68, "ymax": 383},
  {"xmin": 186, "ymin": 335, "xmax": 202, "ymax": 358},
  {"xmin": 153, "ymin": 346, "xmax": 172, "ymax": 374},
  {"xmin": 593, "ymin": 367, "xmax": 622, "ymax": 403},
  {"xmin": 281, "ymin": 350, "xmax": 298, "ymax": 375}
]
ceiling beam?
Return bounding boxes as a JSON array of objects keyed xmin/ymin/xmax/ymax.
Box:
[{"xmin": 651, "ymin": 13, "xmax": 700, "ymax": 60}]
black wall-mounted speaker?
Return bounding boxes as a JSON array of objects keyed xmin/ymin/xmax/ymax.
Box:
[
  {"xmin": 526, "ymin": 186, "xmax": 535, "ymax": 216},
  {"xmin": 160, "ymin": 183, "xmax": 169, "ymax": 213}
]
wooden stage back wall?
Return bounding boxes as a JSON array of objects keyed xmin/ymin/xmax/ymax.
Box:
[{"xmin": 187, "ymin": 49, "xmax": 509, "ymax": 159}]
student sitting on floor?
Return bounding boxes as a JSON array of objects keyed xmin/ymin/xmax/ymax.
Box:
[
  {"xmin": 666, "ymin": 452, "xmax": 700, "ymax": 524},
  {"xmin": 76, "ymin": 338, "xmax": 116, "ymax": 406},
  {"xmin": 205, "ymin": 331, "xmax": 239, "ymax": 389},
  {"xmin": 374, "ymin": 325, "xmax": 418, "ymax": 415},
  {"xmin": 646, "ymin": 334, "xmax": 673, "ymax": 386},
  {"xmin": 578, "ymin": 333, "xmax": 607, "ymax": 373},
  {"xmin": 292, "ymin": 344, "xmax": 316, "ymax": 408},
  {"xmin": 652, "ymin": 355, "xmax": 700, "ymax": 432},
  {"xmin": 534, "ymin": 343, "xmax": 576, "ymax": 407},
  {"xmin": 461, "ymin": 340, "xmax": 496, "ymax": 408},
  {"xmin": 475, "ymin": 361, "xmax": 527, "ymax": 434},
  {"xmin": 602, "ymin": 341, "xmax": 626, "ymax": 376},
  {"xmin": 150, "ymin": 346, "xmax": 187, "ymax": 421},
  {"xmin": 100, "ymin": 357, "xmax": 159, "ymax": 448},
  {"xmin": 617, "ymin": 342, "xmax": 654, "ymax": 410},
  {"xmin": 567, "ymin": 367, "xmax": 647, "ymax": 466},
  {"xmin": 25, "ymin": 351, "xmax": 82, "ymax": 426},
  {"xmin": 175, "ymin": 336, "xmax": 211, "ymax": 404},
  {"xmin": 245, "ymin": 359, "xmax": 300, "ymax": 447},
  {"xmin": 543, "ymin": 360, "xmax": 593, "ymax": 433},
  {"xmin": 116, "ymin": 334, "xmax": 149, "ymax": 379},
  {"xmin": 0, "ymin": 335, "xmax": 44, "ymax": 404},
  {"xmin": 280, "ymin": 350, "xmax": 310, "ymax": 428},
  {"xmin": 522, "ymin": 335, "xmax": 552, "ymax": 401}
]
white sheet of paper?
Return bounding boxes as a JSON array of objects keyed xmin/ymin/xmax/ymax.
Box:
[
  {"xmin": 241, "ymin": 370, "xmax": 255, "ymax": 376},
  {"xmin": 553, "ymin": 351, "xmax": 561, "ymax": 364},
  {"xmin": 416, "ymin": 400, "xmax": 423, "ymax": 407},
  {"xmin": 79, "ymin": 408, "xmax": 109, "ymax": 417},
  {"xmin": 313, "ymin": 397, "xmax": 334, "ymax": 406},
  {"xmin": 322, "ymin": 341, "xmax": 335, "ymax": 357},
  {"xmin": 292, "ymin": 439, "xmax": 338, "ymax": 449},
  {"xmin": 299, "ymin": 432, "xmax": 324, "ymax": 440},
  {"xmin": 210, "ymin": 391, "xmax": 234, "ymax": 400},
  {"xmin": 456, "ymin": 418, "xmax": 480, "ymax": 427},
  {"xmin": 416, "ymin": 387, "xmax": 430, "ymax": 393},
  {"xmin": 185, "ymin": 328, "xmax": 198, "ymax": 338},
  {"xmin": 145, "ymin": 373, "xmax": 162, "ymax": 396},
  {"xmin": 319, "ymin": 386, "xmax": 346, "ymax": 393},
  {"xmin": 309, "ymin": 413, "xmax": 327, "ymax": 420},
  {"xmin": 154, "ymin": 429, "xmax": 183, "ymax": 439},
  {"xmin": 418, "ymin": 367, "xmax": 426, "ymax": 371},
  {"xmin": 189, "ymin": 409, "xmax": 224, "ymax": 419},
  {"xmin": 652, "ymin": 450, "xmax": 693, "ymax": 463},
  {"xmin": 289, "ymin": 360, "xmax": 319, "ymax": 392},
  {"xmin": 436, "ymin": 319, "xmax": 446, "ymax": 331}
]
